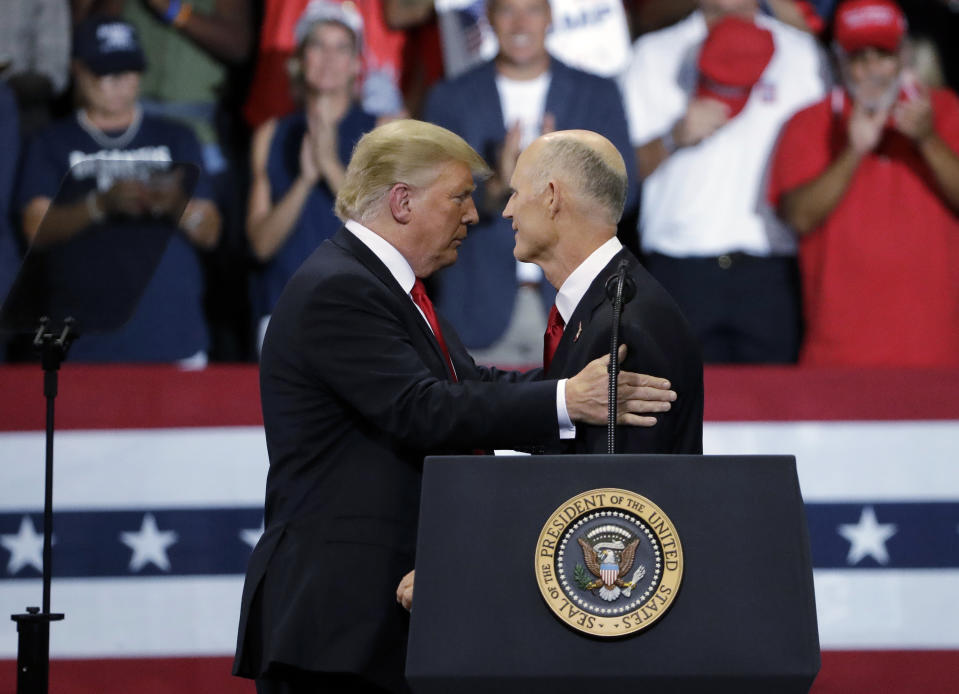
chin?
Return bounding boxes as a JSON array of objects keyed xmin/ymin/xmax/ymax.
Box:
[{"xmin": 437, "ymin": 251, "xmax": 458, "ymax": 271}]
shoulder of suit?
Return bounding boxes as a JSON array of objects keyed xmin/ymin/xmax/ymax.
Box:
[
  {"xmin": 550, "ymin": 57, "xmax": 618, "ymax": 89},
  {"xmin": 297, "ymin": 243, "xmax": 400, "ymax": 302},
  {"xmin": 437, "ymin": 60, "xmax": 496, "ymax": 92}
]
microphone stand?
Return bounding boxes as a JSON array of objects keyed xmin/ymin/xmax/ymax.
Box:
[
  {"xmin": 604, "ymin": 260, "xmax": 635, "ymax": 454},
  {"xmin": 11, "ymin": 317, "xmax": 75, "ymax": 694}
]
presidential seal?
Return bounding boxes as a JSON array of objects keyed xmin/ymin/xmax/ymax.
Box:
[{"xmin": 535, "ymin": 488, "xmax": 683, "ymax": 637}]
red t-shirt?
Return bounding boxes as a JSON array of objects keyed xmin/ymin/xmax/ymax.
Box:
[{"xmin": 769, "ymin": 87, "xmax": 959, "ymax": 367}]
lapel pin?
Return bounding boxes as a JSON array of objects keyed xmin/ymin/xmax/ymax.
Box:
[{"xmin": 573, "ymin": 322, "xmax": 582, "ymax": 342}]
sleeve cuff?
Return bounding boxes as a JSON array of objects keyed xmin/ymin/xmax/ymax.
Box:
[{"xmin": 557, "ymin": 379, "xmax": 576, "ymax": 440}]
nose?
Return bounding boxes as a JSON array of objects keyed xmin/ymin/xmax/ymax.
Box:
[
  {"xmin": 463, "ymin": 195, "xmax": 479, "ymax": 225},
  {"xmin": 860, "ymin": 48, "xmax": 892, "ymax": 74},
  {"xmin": 863, "ymin": 52, "xmax": 881, "ymax": 73},
  {"xmin": 514, "ymin": 8, "xmax": 531, "ymax": 30},
  {"xmin": 502, "ymin": 194, "xmax": 514, "ymax": 220}
]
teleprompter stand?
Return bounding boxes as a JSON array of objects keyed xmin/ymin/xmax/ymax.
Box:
[
  {"xmin": 407, "ymin": 455, "xmax": 821, "ymax": 694},
  {"xmin": 10, "ymin": 320, "xmax": 73, "ymax": 693},
  {"xmin": 1, "ymin": 161, "xmax": 198, "ymax": 694}
]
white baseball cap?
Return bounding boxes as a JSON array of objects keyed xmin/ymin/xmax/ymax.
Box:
[{"xmin": 294, "ymin": 0, "xmax": 364, "ymax": 51}]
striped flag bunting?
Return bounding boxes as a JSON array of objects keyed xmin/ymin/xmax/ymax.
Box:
[{"xmin": 1, "ymin": 365, "xmax": 957, "ymax": 693}]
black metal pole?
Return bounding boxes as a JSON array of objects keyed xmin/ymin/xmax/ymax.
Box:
[
  {"xmin": 42, "ymin": 369, "xmax": 56, "ymax": 615},
  {"xmin": 10, "ymin": 318, "xmax": 71, "ymax": 694}
]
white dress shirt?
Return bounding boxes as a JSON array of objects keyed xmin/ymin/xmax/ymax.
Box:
[{"xmin": 555, "ymin": 236, "xmax": 624, "ymax": 324}]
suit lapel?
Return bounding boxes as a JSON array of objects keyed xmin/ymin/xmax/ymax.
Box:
[
  {"xmin": 477, "ymin": 61, "xmax": 507, "ymax": 141},
  {"xmin": 544, "ymin": 59, "xmax": 573, "ymax": 123},
  {"xmin": 331, "ymin": 228, "xmax": 455, "ymax": 381}
]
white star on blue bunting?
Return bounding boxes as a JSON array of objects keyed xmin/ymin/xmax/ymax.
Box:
[
  {"xmin": 0, "ymin": 516, "xmax": 48, "ymax": 575},
  {"xmin": 839, "ymin": 506, "xmax": 897, "ymax": 565},
  {"xmin": 120, "ymin": 513, "xmax": 178, "ymax": 572}
]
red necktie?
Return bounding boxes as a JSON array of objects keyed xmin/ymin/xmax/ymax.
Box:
[
  {"xmin": 411, "ymin": 279, "xmax": 457, "ymax": 382},
  {"xmin": 543, "ymin": 304, "xmax": 565, "ymax": 372}
]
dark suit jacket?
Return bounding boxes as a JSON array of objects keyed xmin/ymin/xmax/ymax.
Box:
[
  {"xmin": 424, "ymin": 58, "xmax": 638, "ymax": 349},
  {"xmin": 233, "ymin": 228, "xmax": 560, "ymax": 691},
  {"xmin": 547, "ymin": 248, "xmax": 704, "ymax": 455}
]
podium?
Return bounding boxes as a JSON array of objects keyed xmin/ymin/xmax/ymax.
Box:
[{"xmin": 406, "ymin": 455, "xmax": 820, "ymax": 694}]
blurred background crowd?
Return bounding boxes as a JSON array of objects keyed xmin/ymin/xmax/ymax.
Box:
[{"xmin": 0, "ymin": 0, "xmax": 956, "ymax": 368}]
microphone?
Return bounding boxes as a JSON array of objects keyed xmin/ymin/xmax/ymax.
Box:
[
  {"xmin": 605, "ymin": 259, "xmax": 634, "ymax": 454},
  {"xmin": 604, "ymin": 260, "xmax": 636, "ymax": 305}
]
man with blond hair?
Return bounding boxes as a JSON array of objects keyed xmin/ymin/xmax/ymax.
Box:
[{"xmin": 233, "ymin": 119, "xmax": 676, "ymax": 694}]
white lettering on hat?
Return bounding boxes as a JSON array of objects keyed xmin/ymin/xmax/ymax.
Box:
[
  {"xmin": 844, "ymin": 7, "xmax": 898, "ymax": 28},
  {"xmin": 97, "ymin": 23, "xmax": 137, "ymax": 53}
]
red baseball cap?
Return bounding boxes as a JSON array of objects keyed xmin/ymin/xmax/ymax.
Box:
[
  {"xmin": 834, "ymin": 0, "xmax": 907, "ymax": 54},
  {"xmin": 696, "ymin": 17, "xmax": 775, "ymax": 118}
]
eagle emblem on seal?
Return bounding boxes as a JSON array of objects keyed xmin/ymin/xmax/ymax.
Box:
[{"xmin": 576, "ymin": 525, "xmax": 646, "ymax": 602}]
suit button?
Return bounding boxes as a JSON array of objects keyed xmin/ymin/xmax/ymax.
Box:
[{"xmin": 717, "ymin": 254, "xmax": 732, "ymax": 270}]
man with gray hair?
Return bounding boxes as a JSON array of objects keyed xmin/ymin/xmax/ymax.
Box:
[
  {"xmin": 233, "ymin": 119, "xmax": 677, "ymax": 693},
  {"xmin": 504, "ymin": 129, "xmax": 704, "ymax": 455},
  {"xmin": 395, "ymin": 129, "xmax": 704, "ymax": 618}
]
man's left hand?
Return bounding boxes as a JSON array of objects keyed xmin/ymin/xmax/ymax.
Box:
[{"xmin": 893, "ymin": 91, "xmax": 934, "ymax": 144}]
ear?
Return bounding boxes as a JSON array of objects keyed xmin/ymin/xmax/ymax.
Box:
[
  {"xmin": 545, "ymin": 180, "xmax": 560, "ymax": 220},
  {"xmin": 388, "ymin": 183, "xmax": 413, "ymax": 224}
]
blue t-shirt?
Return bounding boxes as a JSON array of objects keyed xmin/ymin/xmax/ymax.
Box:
[
  {"xmin": 250, "ymin": 105, "xmax": 376, "ymax": 319},
  {"xmin": 17, "ymin": 110, "xmax": 213, "ymax": 362}
]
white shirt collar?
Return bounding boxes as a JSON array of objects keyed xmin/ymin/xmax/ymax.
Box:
[
  {"xmin": 555, "ymin": 237, "xmax": 623, "ymax": 324},
  {"xmin": 345, "ymin": 219, "xmax": 417, "ymax": 294}
]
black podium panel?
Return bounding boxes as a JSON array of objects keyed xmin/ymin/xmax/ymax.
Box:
[{"xmin": 406, "ymin": 455, "xmax": 820, "ymax": 694}]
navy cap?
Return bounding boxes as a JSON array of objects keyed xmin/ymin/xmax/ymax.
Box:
[{"xmin": 73, "ymin": 16, "xmax": 147, "ymax": 75}]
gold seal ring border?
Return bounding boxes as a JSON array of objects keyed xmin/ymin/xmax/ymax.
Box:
[{"xmin": 534, "ymin": 487, "xmax": 684, "ymax": 638}]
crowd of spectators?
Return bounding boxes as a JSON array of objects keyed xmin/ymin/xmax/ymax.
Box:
[{"xmin": 0, "ymin": 0, "xmax": 956, "ymax": 367}]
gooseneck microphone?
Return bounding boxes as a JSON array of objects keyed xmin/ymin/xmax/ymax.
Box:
[
  {"xmin": 605, "ymin": 259, "xmax": 635, "ymax": 454},
  {"xmin": 604, "ymin": 261, "xmax": 636, "ymax": 306}
]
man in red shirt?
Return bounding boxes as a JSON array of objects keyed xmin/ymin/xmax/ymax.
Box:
[{"xmin": 769, "ymin": 0, "xmax": 959, "ymax": 367}]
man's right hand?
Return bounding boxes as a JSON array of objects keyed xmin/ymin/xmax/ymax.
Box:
[
  {"xmin": 565, "ymin": 345, "xmax": 676, "ymax": 427},
  {"xmin": 848, "ymin": 101, "xmax": 889, "ymax": 156}
]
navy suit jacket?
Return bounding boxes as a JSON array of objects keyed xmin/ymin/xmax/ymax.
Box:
[
  {"xmin": 424, "ymin": 58, "xmax": 638, "ymax": 349},
  {"xmin": 233, "ymin": 228, "xmax": 559, "ymax": 692},
  {"xmin": 546, "ymin": 248, "xmax": 704, "ymax": 455}
]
